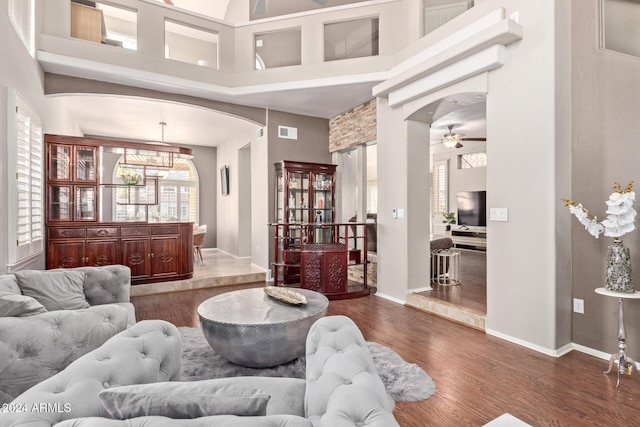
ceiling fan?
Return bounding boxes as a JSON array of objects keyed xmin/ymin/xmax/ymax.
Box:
[{"xmin": 439, "ymin": 125, "xmax": 486, "ymax": 149}]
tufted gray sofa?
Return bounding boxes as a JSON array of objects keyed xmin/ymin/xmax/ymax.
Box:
[
  {"xmin": 2, "ymin": 315, "xmax": 400, "ymax": 427},
  {"xmin": 0, "ymin": 265, "xmax": 135, "ymax": 403}
]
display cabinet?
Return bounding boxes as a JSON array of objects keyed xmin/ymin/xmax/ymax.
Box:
[
  {"xmin": 47, "ymin": 144, "xmax": 98, "ymax": 222},
  {"xmin": 44, "ymin": 134, "xmax": 195, "ymax": 284},
  {"xmin": 274, "ymin": 161, "xmax": 336, "ymax": 284}
]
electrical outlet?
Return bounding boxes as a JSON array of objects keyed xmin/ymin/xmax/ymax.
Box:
[{"xmin": 573, "ymin": 298, "xmax": 584, "ymax": 314}]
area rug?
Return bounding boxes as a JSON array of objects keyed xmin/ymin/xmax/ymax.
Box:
[{"xmin": 179, "ymin": 327, "xmax": 436, "ymax": 402}]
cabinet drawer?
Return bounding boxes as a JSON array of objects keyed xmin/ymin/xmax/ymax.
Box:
[
  {"xmin": 121, "ymin": 226, "xmax": 151, "ymax": 237},
  {"xmin": 49, "ymin": 228, "xmax": 85, "ymax": 239},
  {"xmin": 152, "ymin": 225, "xmax": 179, "ymax": 235},
  {"xmin": 86, "ymin": 227, "xmax": 119, "ymax": 238}
]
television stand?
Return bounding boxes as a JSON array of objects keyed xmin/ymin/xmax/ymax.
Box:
[{"xmin": 451, "ymin": 228, "xmax": 486, "ymax": 251}]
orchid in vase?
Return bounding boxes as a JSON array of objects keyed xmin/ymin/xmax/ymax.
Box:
[
  {"xmin": 563, "ymin": 182, "xmax": 636, "ymax": 239},
  {"xmin": 563, "ymin": 182, "xmax": 636, "ymax": 293}
]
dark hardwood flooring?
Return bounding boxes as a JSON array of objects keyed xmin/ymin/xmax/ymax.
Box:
[
  {"xmin": 133, "ymin": 286, "xmax": 640, "ymax": 427},
  {"xmin": 424, "ymin": 249, "xmax": 487, "ymax": 313}
]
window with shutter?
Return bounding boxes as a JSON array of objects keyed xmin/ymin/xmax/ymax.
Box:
[
  {"xmin": 12, "ymin": 93, "xmax": 44, "ymax": 263},
  {"xmin": 432, "ymin": 160, "xmax": 448, "ymax": 217}
]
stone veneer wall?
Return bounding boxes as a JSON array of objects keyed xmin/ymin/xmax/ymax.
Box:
[{"xmin": 328, "ymin": 99, "xmax": 377, "ymax": 152}]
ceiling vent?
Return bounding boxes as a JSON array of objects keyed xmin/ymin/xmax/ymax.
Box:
[{"xmin": 278, "ymin": 125, "xmax": 298, "ymax": 140}]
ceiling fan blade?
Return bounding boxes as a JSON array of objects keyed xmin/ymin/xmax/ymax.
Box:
[
  {"xmin": 460, "ymin": 138, "xmax": 486, "ymax": 141},
  {"xmin": 455, "ymin": 142, "xmax": 464, "ymax": 149}
]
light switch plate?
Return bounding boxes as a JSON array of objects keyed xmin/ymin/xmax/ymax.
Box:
[{"xmin": 490, "ymin": 208, "xmax": 508, "ymax": 222}]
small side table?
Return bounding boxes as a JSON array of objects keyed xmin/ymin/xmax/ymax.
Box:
[
  {"xmin": 431, "ymin": 248, "xmax": 461, "ymax": 286},
  {"xmin": 594, "ymin": 287, "xmax": 640, "ymax": 387}
]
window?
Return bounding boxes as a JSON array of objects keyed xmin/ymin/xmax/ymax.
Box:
[
  {"xmin": 255, "ymin": 28, "xmax": 302, "ymax": 70},
  {"xmin": 9, "ymin": 92, "xmax": 43, "ymax": 265},
  {"xmin": 324, "ymin": 17, "xmax": 379, "ymax": 62},
  {"xmin": 165, "ymin": 20, "xmax": 218, "ymax": 68},
  {"xmin": 459, "ymin": 151, "xmax": 487, "ymax": 169},
  {"xmin": 8, "ymin": 0, "xmax": 35, "ymax": 55},
  {"xmin": 70, "ymin": 1, "xmax": 138, "ymax": 50},
  {"xmin": 432, "ymin": 160, "xmax": 448, "ymax": 218},
  {"xmin": 113, "ymin": 157, "xmax": 199, "ymax": 223}
]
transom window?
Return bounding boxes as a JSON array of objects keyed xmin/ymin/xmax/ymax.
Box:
[{"xmin": 458, "ymin": 152, "xmax": 487, "ymax": 169}]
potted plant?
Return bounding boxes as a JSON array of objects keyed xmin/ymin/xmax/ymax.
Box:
[{"xmin": 442, "ymin": 212, "xmax": 456, "ymax": 232}]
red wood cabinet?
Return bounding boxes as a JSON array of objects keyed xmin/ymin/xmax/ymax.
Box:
[
  {"xmin": 44, "ymin": 134, "xmax": 195, "ymax": 284},
  {"xmin": 48, "ymin": 223, "xmax": 192, "ymax": 284}
]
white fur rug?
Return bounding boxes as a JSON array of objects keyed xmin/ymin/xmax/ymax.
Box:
[{"xmin": 179, "ymin": 327, "xmax": 436, "ymax": 402}]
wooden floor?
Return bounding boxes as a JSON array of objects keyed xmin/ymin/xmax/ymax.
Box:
[
  {"xmin": 422, "ymin": 249, "xmax": 487, "ymax": 313},
  {"xmin": 133, "ymin": 285, "xmax": 640, "ymax": 427}
]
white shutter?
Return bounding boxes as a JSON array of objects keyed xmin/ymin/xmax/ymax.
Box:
[
  {"xmin": 432, "ymin": 160, "xmax": 448, "ymax": 216},
  {"xmin": 14, "ymin": 94, "xmax": 43, "ymax": 261}
]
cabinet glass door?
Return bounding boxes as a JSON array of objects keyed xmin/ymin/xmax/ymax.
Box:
[
  {"xmin": 76, "ymin": 186, "xmax": 96, "ymax": 221},
  {"xmin": 276, "ymin": 173, "xmax": 284, "ymax": 222},
  {"xmin": 288, "ymin": 171, "xmax": 309, "ymax": 224},
  {"xmin": 75, "ymin": 146, "xmax": 97, "ymax": 181},
  {"xmin": 48, "ymin": 145, "xmax": 71, "ymax": 181},
  {"xmin": 48, "ymin": 185, "xmax": 72, "ymax": 221},
  {"xmin": 313, "ymin": 172, "xmax": 333, "ymax": 223}
]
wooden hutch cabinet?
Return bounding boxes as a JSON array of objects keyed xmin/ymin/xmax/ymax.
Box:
[
  {"xmin": 45, "ymin": 134, "xmax": 194, "ymax": 284},
  {"xmin": 273, "ymin": 161, "xmax": 337, "ymax": 285},
  {"xmin": 271, "ymin": 161, "xmax": 369, "ymax": 299}
]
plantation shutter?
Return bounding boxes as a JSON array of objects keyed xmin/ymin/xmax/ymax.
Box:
[
  {"xmin": 432, "ymin": 161, "xmax": 448, "ymax": 217},
  {"xmin": 15, "ymin": 95, "xmax": 44, "ymax": 261}
]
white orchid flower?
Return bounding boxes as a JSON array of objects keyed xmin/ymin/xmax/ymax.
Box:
[{"xmin": 586, "ymin": 220, "xmax": 605, "ymax": 238}]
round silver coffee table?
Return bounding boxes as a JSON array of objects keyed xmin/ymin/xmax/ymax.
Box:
[{"xmin": 197, "ymin": 287, "xmax": 329, "ymax": 368}]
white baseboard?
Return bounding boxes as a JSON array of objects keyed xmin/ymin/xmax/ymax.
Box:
[
  {"xmin": 572, "ymin": 343, "xmax": 640, "ymax": 370},
  {"xmin": 374, "ymin": 292, "xmax": 406, "ymax": 305},
  {"xmin": 486, "ymin": 329, "xmax": 640, "ymax": 369},
  {"xmin": 408, "ymin": 286, "xmax": 432, "ymax": 293},
  {"xmin": 485, "ymin": 328, "xmax": 569, "ymax": 357}
]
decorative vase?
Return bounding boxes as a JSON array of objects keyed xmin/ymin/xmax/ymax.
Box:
[{"xmin": 605, "ymin": 239, "xmax": 634, "ymax": 293}]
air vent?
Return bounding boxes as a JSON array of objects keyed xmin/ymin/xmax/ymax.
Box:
[{"xmin": 278, "ymin": 125, "xmax": 298, "ymax": 140}]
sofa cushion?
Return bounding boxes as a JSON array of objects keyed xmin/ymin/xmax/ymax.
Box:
[
  {"xmin": 0, "ymin": 291, "xmax": 47, "ymax": 317},
  {"xmin": 55, "ymin": 414, "xmax": 314, "ymax": 427},
  {"xmin": 0, "ymin": 275, "xmax": 20, "ymax": 294},
  {"xmin": 99, "ymin": 380, "xmax": 271, "ymax": 420},
  {"xmin": 15, "ymin": 269, "xmax": 90, "ymax": 311}
]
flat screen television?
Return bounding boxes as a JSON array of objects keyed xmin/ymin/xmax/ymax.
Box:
[{"xmin": 457, "ymin": 191, "xmax": 487, "ymax": 227}]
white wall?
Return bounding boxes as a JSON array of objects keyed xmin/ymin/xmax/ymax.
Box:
[
  {"xmin": 1, "ymin": 0, "xmax": 46, "ymax": 271},
  {"xmin": 375, "ymin": 0, "xmax": 572, "ymax": 353},
  {"xmin": 216, "ymin": 126, "xmax": 259, "ymax": 256}
]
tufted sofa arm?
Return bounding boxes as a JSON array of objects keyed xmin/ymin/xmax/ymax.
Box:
[
  {"xmin": 0, "ymin": 304, "xmax": 130, "ymax": 404},
  {"xmin": 304, "ymin": 315, "xmax": 400, "ymax": 427},
  {"xmin": 0, "ymin": 320, "xmax": 182, "ymax": 427}
]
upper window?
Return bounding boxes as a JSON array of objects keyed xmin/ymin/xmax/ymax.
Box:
[
  {"xmin": 70, "ymin": 1, "xmax": 138, "ymax": 49},
  {"xmin": 255, "ymin": 28, "xmax": 302, "ymax": 70},
  {"xmin": 602, "ymin": 0, "xmax": 640, "ymax": 58},
  {"xmin": 324, "ymin": 17, "xmax": 379, "ymax": 62},
  {"xmin": 458, "ymin": 152, "xmax": 487, "ymax": 169},
  {"xmin": 8, "ymin": 0, "xmax": 35, "ymax": 56},
  {"xmin": 165, "ymin": 20, "xmax": 219, "ymax": 69},
  {"xmin": 10, "ymin": 92, "xmax": 44, "ymax": 265}
]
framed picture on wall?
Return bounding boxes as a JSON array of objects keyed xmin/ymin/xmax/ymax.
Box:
[{"xmin": 220, "ymin": 165, "xmax": 230, "ymax": 195}]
